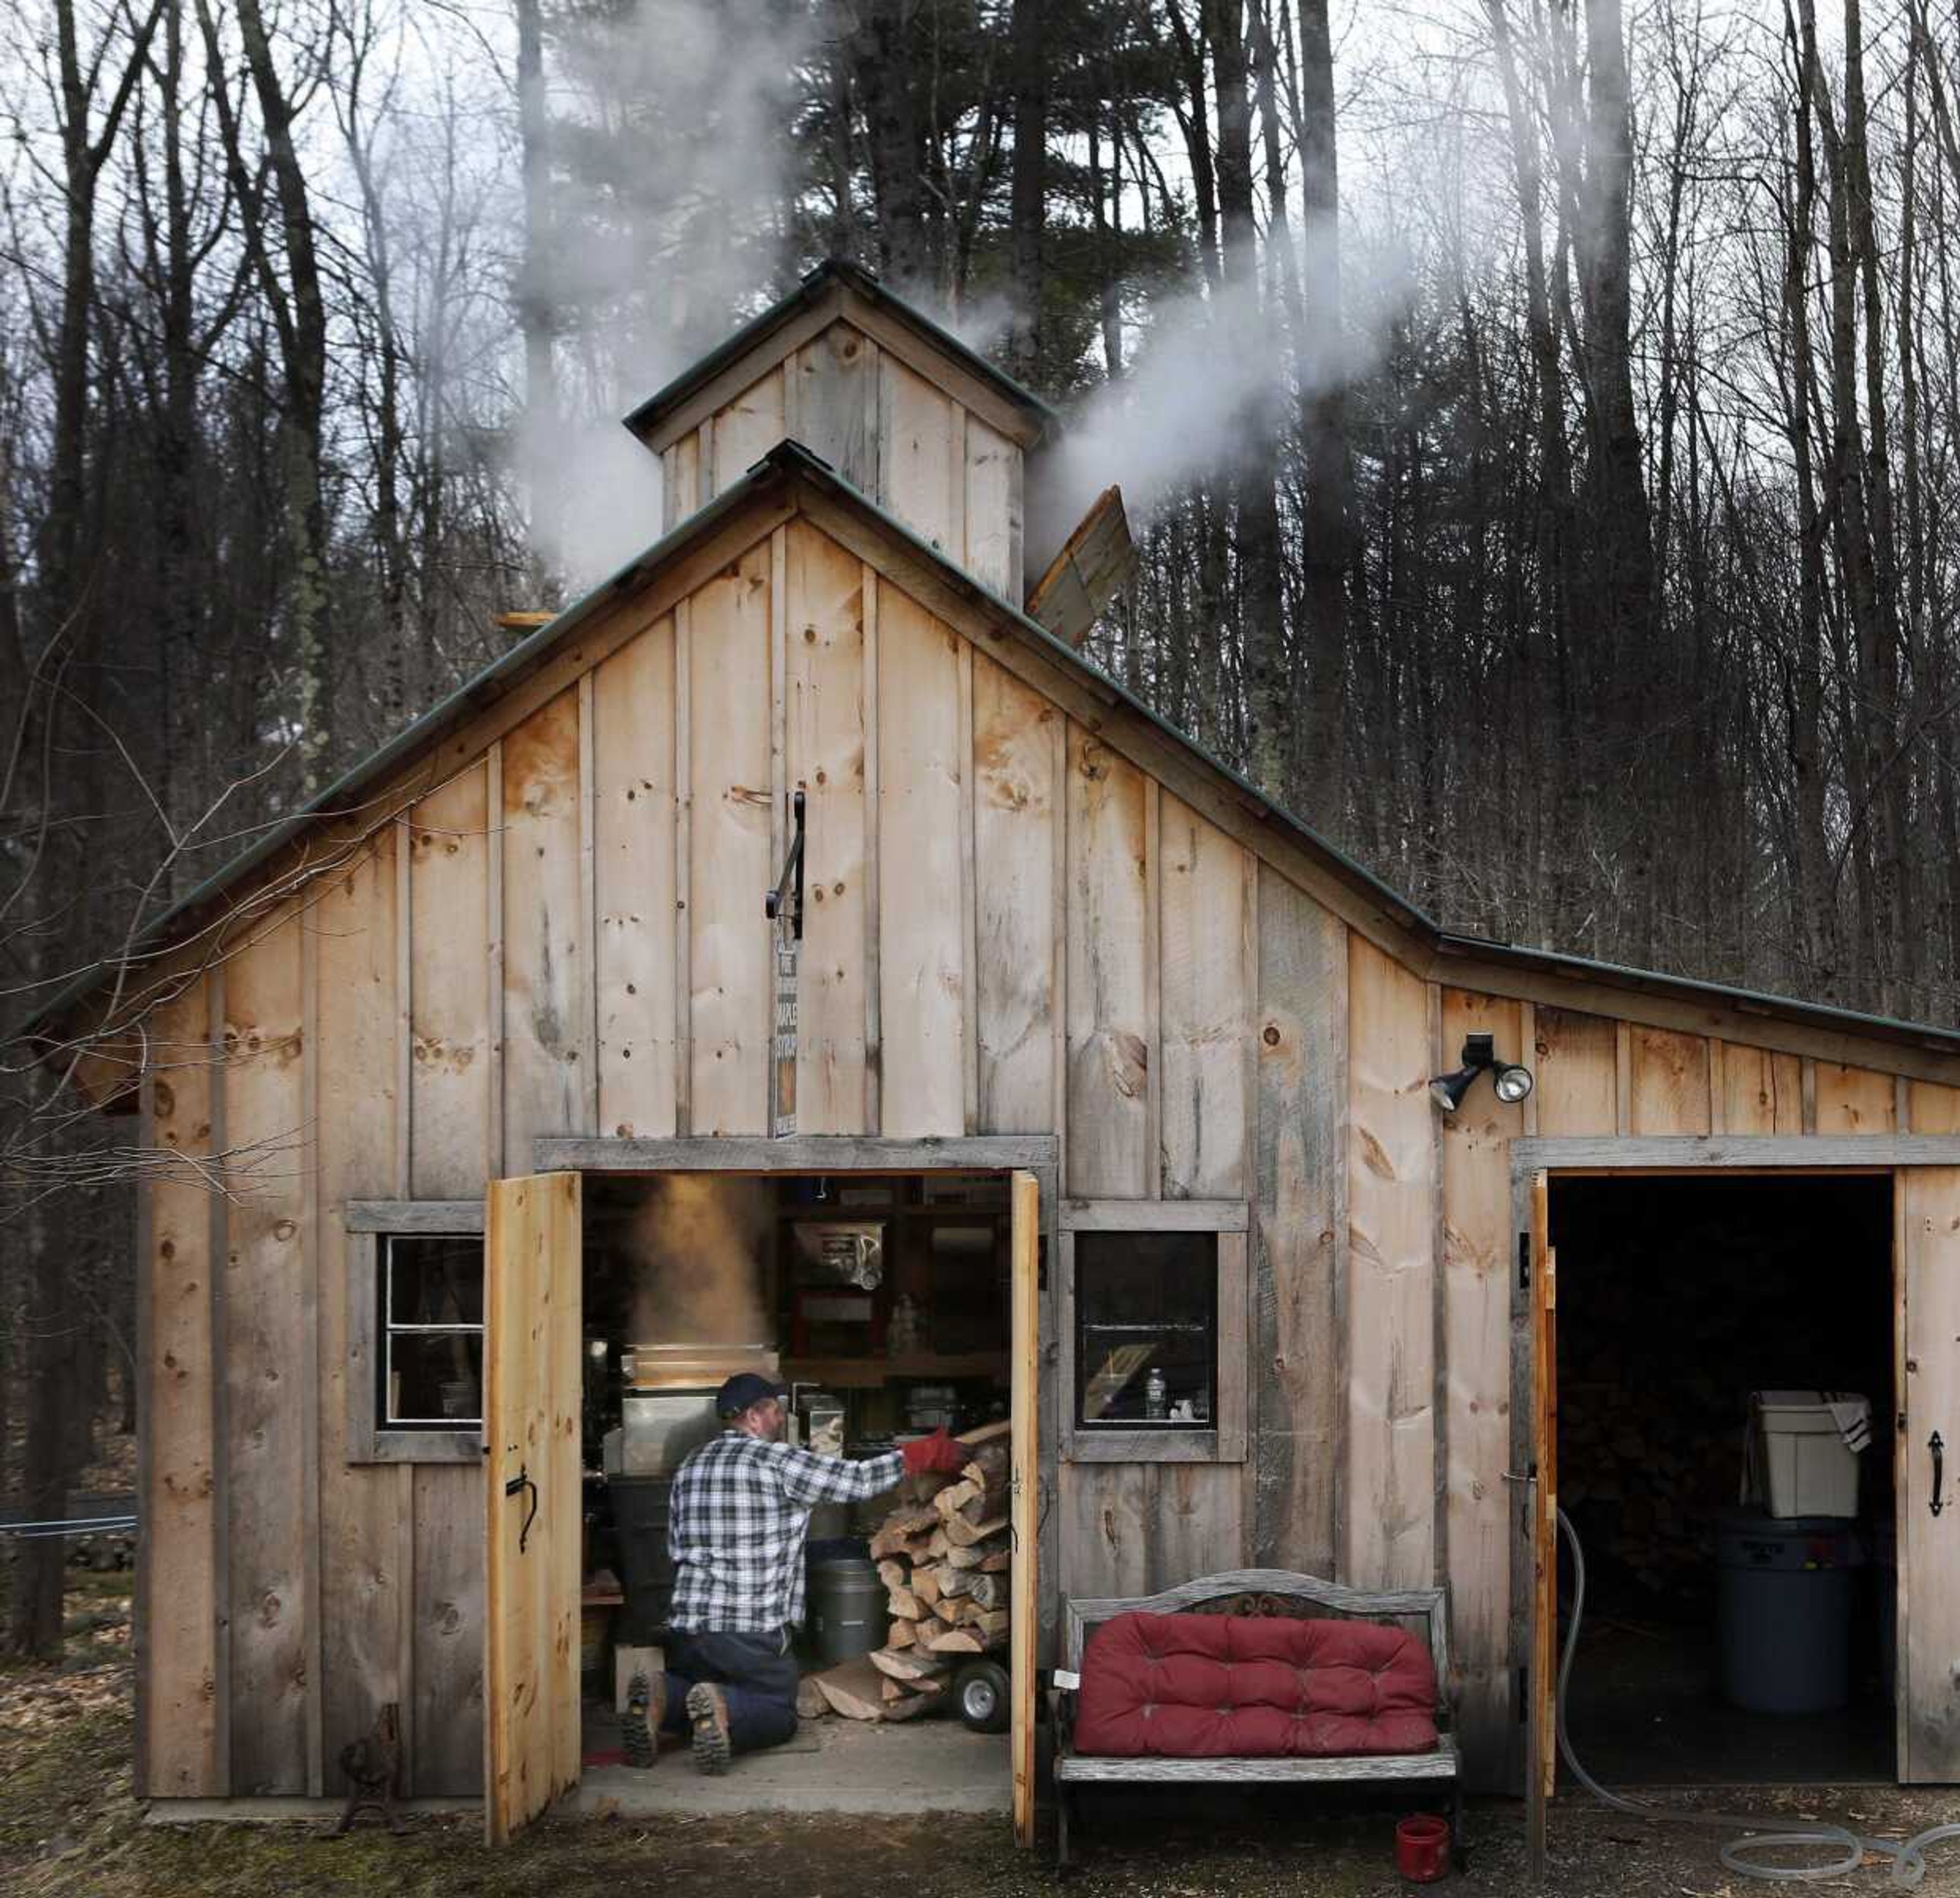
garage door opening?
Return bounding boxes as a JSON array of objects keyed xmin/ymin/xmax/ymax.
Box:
[
  {"xmin": 572, "ymin": 1168, "xmax": 1027, "ymax": 1815},
  {"xmin": 1550, "ymin": 1173, "xmax": 1896, "ymax": 1787}
]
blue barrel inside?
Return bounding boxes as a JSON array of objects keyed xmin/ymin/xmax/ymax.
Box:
[{"xmin": 1717, "ymin": 1511, "xmax": 1864, "ymax": 1714}]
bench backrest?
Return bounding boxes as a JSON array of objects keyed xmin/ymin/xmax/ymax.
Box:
[{"xmin": 1061, "ymin": 1567, "xmax": 1453, "ymax": 1724}]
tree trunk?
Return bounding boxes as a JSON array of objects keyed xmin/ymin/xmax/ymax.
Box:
[
  {"xmin": 1004, "ymin": 0, "xmax": 1046, "ymax": 380},
  {"xmin": 854, "ymin": 0, "xmax": 928, "ymax": 288}
]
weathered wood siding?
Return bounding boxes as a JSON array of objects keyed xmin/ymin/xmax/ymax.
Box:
[
  {"xmin": 660, "ymin": 318, "xmax": 1024, "ymax": 601},
  {"xmin": 135, "ymin": 497, "xmax": 1954, "ymax": 1804}
]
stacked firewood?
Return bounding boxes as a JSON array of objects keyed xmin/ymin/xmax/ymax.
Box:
[
  {"xmin": 809, "ymin": 1428, "xmax": 1006, "ymax": 1722},
  {"xmin": 1559, "ymin": 1368, "xmax": 1741, "ymax": 1597}
]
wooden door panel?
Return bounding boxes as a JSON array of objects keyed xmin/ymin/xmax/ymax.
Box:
[
  {"xmin": 484, "ymin": 1171, "xmax": 583, "ymax": 1843},
  {"xmin": 1010, "ymin": 1169, "xmax": 1039, "ymax": 1847},
  {"xmin": 1903, "ymin": 1167, "xmax": 1960, "ymax": 1782},
  {"xmin": 1526, "ymin": 1171, "xmax": 1556, "ymax": 1872}
]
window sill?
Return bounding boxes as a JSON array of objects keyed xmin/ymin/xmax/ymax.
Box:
[
  {"xmin": 349, "ymin": 1428, "xmax": 482, "ymax": 1466},
  {"xmin": 1062, "ymin": 1428, "xmax": 1240, "ymax": 1465}
]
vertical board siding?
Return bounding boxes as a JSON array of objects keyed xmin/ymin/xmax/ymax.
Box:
[
  {"xmin": 1530, "ymin": 1007, "xmax": 1619, "ymax": 1135},
  {"xmin": 314, "ymin": 838, "xmax": 408, "ymax": 1787},
  {"xmin": 794, "ymin": 323, "xmax": 877, "ymax": 492},
  {"xmin": 594, "ymin": 618, "xmax": 679, "ymax": 1139},
  {"xmin": 409, "ymin": 768, "xmax": 493, "ymax": 1197},
  {"xmin": 973, "ymin": 655, "xmax": 1060, "ymax": 1133},
  {"xmin": 1439, "ymin": 989, "xmax": 1523, "ymax": 1787},
  {"xmin": 1344, "ymin": 937, "xmax": 1436, "ymax": 1590},
  {"xmin": 1814, "ymin": 1063, "xmax": 1899, "ymax": 1133},
  {"xmin": 412, "ymin": 1463, "xmax": 485, "ymax": 1794},
  {"xmin": 688, "ymin": 543, "xmax": 774, "ymax": 1133},
  {"xmin": 785, "ymin": 521, "xmax": 870, "ymax": 1132},
  {"xmin": 406, "ymin": 766, "xmax": 492, "ymax": 1794},
  {"xmin": 1909, "ymin": 1084, "xmax": 1960, "ymax": 1135},
  {"xmin": 1719, "ymin": 1041, "xmax": 1804, "ymax": 1134},
  {"xmin": 1158, "ymin": 796, "xmax": 1255, "ymax": 1199},
  {"xmin": 876, "ymin": 582, "xmax": 966, "ymax": 1134},
  {"xmin": 1060, "ymin": 1460, "xmax": 1154, "ymax": 1599},
  {"xmin": 1628, "ymin": 1027, "xmax": 1712, "ymax": 1135},
  {"xmin": 1251, "ymin": 870, "xmax": 1345, "ymax": 1576},
  {"xmin": 708, "ymin": 364, "xmax": 785, "ymax": 498},
  {"xmin": 879, "ymin": 356, "xmax": 957, "ymax": 552},
  {"xmin": 502, "ymin": 689, "xmax": 586, "ymax": 1166},
  {"xmin": 222, "ymin": 912, "xmax": 310, "ymax": 1791},
  {"xmin": 1065, "ymin": 726, "xmax": 1150, "ymax": 1196},
  {"xmin": 145, "ymin": 978, "xmax": 220, "ymax": 1795},
  {"xmin": 963, "ymin": 414, "xmax": 1020, "ymax": 596}
]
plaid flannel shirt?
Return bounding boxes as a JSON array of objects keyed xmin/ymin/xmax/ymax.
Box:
[{"xmin": 667, "ymin": 1432, "xmax": 904, "ymax": 1635}]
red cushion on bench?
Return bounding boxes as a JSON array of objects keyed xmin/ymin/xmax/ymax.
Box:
[{"xmin": 1071, "ymin": 1611, "xmax": 1440, "ymax": 1759}]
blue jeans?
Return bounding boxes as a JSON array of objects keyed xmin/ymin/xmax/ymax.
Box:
[{"xmin": 660, "ymin": 1628, "xmax": 800, "ymax": 1755}]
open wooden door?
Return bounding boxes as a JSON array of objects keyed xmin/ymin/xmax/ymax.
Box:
[
  {"xmin": 483, "ymin": 1171, "xmax": 583, "ymax": 1844},
  {"xmin": 1900, "ymin": 1167, "xmax": 1960, "ymax": 1781},
  {"xmin": 1525, "ymin": 1170, "xmax": 1557, "ymax": 1877},
  {"xmin": 1009, "ymin": 1170, "xmax": 1040, "ymax": 1848}
]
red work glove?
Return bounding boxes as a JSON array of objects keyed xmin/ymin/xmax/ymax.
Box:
[{"xmin": 901, "ymin": 1427, "xmax": 969, "ymax": 1477}]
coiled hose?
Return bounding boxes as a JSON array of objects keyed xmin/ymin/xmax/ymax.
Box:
[{"xmin": 1555, "ymin": 1508, "xmax": 1960, "ymax": 1885}]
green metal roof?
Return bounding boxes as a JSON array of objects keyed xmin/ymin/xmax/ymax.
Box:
[
  {"xmin": 621, "ymin": 257, "xmax": 1062, "ymax": 447},
  {"xmin": 20, "ymin": 438, "xmax": 1960, "ymax": 1070}
]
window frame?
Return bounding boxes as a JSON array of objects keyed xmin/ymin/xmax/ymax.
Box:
[
  {"xmin": 1057, "ymin": 1199, "xmax": 1249, "ymax": 1464},
  {"xmin": 345, "ymin": 1200, "xmax": 485, "ymax": 1465}
]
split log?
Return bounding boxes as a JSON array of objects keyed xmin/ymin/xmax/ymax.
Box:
[
  {"xmin": 956, "ymin": 1419, "xmax": 1012, "ymax": 1449},
  {"xmin": 932, "ymin": 1478, "xmax": 982, "ymax": 1521},
  {"xmin": 869, "ymin": 1646, "xmax": 950, "ymax": 1683},
  {"xmin": 958, "ymin": 1606, "xmax": 1011, "ymax": 1639},
  {"xmin": 797, "ymin": 1675, "xmax": 832, "ymax": 1718},
  {"xmin": 928, "ymin": 1625, "xmax": 1004, "ymax": 1656},
  {"xmin": 925, "ymin": 1526, "xmax": 951, "ymax": 1560},
  {"xmin": 943, "ymin": 1534, "xmax": 1009, "ymax": 1570},
  {"xmin": 881, "ymin": 1688, "xmax": 940, "ymax": 1721},
  {"xmin": 938, "ymin": 1565, "xmax": 977, "ymax": 1600},
  {"xmin": 954, "ymin": 1443, "xmax": 1009, "ymax": 1522},
  {"xmin": 887, "ymin": 1619, "xmax": 916, "ymax": 1650},
  {"xmin": 812, "ymin": 1657, "xmax": 888, "ymax": 1721},
  {"xmin": 912, "ymin": 1565, "xmax": 943, "ymax": 1608},
  {"xmin": 944, "ymin": 1512, "xmax": 1007, "ymax": 1549},
  {"xmin": 913, "ymin": 1615, "xmax": 952, "ymax": 1646},
  {"xmin": 978, "ymin": 1547, "xmax": 1013, "ymax": 1573},
  {"xmin": 882, "ymin": 1670, "xmax": 946, "ymax": 1703}
]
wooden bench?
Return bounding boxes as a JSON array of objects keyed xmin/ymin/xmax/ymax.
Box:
[{"xmin": 1050, "ymin": 1568, "xmax": 1463, "ymax": 1872}]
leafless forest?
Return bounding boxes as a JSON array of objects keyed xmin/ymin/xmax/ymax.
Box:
[{"xmin": 0, "ymin": 0, "xmax": 1952, "ymax": 1647}]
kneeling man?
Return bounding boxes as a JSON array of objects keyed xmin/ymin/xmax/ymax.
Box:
[{"xmin": 656, "ymin": 1371, "xmax": 968, "ymax": 1771}]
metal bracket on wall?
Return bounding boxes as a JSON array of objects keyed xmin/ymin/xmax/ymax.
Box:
[{"xmin": 505, "ymin": 1464, "xmax": 539, "ymax": 1552}]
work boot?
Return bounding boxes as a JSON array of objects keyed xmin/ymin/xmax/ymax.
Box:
[
  {"xmin": 622, "ymin": 1672, "xmax": 662, "ymax": 1769},
  {"xmin": 685, "ymin": 1682, "xmax": 731, "ymax": 1776}
]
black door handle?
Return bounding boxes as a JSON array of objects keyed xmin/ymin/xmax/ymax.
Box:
[
  {"xmin": 1931, "ymin": 1432, "xmax": 1946, "ymax": 1519},
  {"xmin": 505, "ymin": 1464, "xmax": 540, "ymax": 1552}
]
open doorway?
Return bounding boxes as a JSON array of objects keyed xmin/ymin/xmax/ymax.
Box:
[
  {"xmin": 1550, "ymin": 1173, "xmax": 1896, "ymax": 1787},
  {"xmin": 571, "ymin": 1169, "xmax": 1021, "ymax": 1812}
]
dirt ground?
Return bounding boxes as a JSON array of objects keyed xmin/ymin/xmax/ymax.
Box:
[{"xmin": 7, "ymin": 1575, "xmax": 1960, "ymax": 1896}]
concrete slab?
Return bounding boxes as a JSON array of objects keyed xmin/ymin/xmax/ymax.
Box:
[{"xmin": 570, "ymin": 1715, "xmax": 1012, "ymax": 1817}]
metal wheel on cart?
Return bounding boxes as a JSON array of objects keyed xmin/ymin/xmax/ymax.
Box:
[{"xmin": 953, "ymin": 1658, "xmax": 1011, "ymax": 1733}]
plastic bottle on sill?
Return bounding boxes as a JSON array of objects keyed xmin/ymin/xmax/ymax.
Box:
[{"xmin": 1144, "ymin": 1366, "xmax": 1168, "ymax": 1420}]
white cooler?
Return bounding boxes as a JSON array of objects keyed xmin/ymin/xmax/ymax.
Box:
[{"xmin": 1746, "ymin": 1390, "xmax": 1866, "ymax": 1519}]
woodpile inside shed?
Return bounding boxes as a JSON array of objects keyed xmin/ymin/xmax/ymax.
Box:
[{"xmin": 811, "ymin": 1429, "xmax": 1013, "ymax": 1722}]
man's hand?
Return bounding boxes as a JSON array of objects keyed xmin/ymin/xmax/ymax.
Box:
[{"xmin": 901, "ymin": 1427, "xmax": 970, "ymax": 1478}]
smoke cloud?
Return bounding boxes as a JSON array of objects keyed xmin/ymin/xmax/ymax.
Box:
[
  {"xmin": 1038, "ymin": 230, "xmax": 1414, "ymax": 560},
  {"xmin": 519, "ymin": 0, "xmax": 816, "ymax": 587},
  {"xmin": 627, "ymin": 1174, "xmax": 770, "ymax": 1346}
]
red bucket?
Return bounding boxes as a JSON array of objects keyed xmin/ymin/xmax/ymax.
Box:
[{"xmin": 1395, "ymin": 1813, "xmax": 1452, "ymax": 1883}]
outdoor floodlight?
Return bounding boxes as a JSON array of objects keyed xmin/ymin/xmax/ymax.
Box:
[{"xmin": 1430, "ymin": 1032, "xmax": 1534, "ymax": 1113}]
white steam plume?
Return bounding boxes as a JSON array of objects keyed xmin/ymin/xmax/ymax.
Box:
[
  {"xmin": 517, "ymin": 0, "xmax": 816, "ymax": 588},
  {"xmin": 1038, "ymin": 227, "xmax": 1414, "ymax": 560}
]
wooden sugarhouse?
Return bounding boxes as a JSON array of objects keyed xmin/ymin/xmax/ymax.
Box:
[{"xmin": 34, "ymin": 260, "xmax": 1960, "ymax": 1850}]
